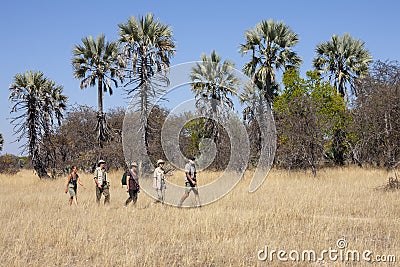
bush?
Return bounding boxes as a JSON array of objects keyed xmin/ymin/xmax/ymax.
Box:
[{"xmin": 0, "ymin": 154, "xmax": 22, "ymax": 175}]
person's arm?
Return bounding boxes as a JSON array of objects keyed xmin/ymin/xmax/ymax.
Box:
[
  {"xmin": 186, "ymin": 172, "xmax": 196, "ymax": 185},
  {"xmin": 78, "ymin": 177, "xmax": 86, "ymax": 189},
  {"xmin": 136, "ymin": 174, "xmax": 140, "ymax": 191},
  {"xmin": 65, "ymin": 174, "xmax": 71, "ymax": 193},
  {"xmin": 126, "ymin": 171, "xmax": 131, "ymax": 192},
  {"xmin": 94, "ymin": 169, "xmax": 101, "ymax": 188}
]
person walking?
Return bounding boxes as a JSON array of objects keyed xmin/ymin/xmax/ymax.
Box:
[
  {"xmin": 124, "ymin": 162, "xmax": 140, "ymax": 207},
  {"xmin": 94, "ymin": 159, "xmax": 110, "ymax": 205},
  {"xmin": 178, "ymin": 156, "xmax": 200, "ymax": 207},
  {"xmin": 65, "ymin": 165, "xmax": 86, "ymax": 206},
  {"xmin": 153, "ymin": 159, "xmax": 166, "ymax": 203}
]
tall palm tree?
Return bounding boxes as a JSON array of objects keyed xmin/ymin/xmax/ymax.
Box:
[
  {"xmin": 190, "ymin": 50, "xmax": 240, "ymax": 141},
  {"xmin": 313, "ymin": 33, "xmax": 372, "ymax": 99},
  {"xmin": 72, "ymin": 34, "xmax": 121, "ymax": 147},
  {"xmin": 9, "ymin": 71, "xmax": 67, "ymax": 178},
  {"xmin": 313, "ymin": 33, "xmax": 372, "ymax": 165},
  {"xmin": 118, "ymin": 13, "xmax": 175, "ymax": 149},
  {"xmin": 240, "ymin": 19, "xmax": 302, "ymax": 103}
]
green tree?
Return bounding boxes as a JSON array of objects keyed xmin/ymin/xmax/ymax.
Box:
[
  {"xmin": 240, "ymin": 19, "xmax": 302, "ymax": 103},
  {"xmin": 9, "ymin": 71, "xmax": 67, "ymax": 178},
  {"xmin": 313, "ymin": 33, "xmax": 372, "ymax": 99},
  {"xmin": 72, "ymin": 34, "xmax": 121, "ymax": 147},
  {"xmin": 118, "ymin": 13, "xmax": 175, "ymax": 150},
  {"xmin": 190, "ymin": 50, "xmax": 239, "ymax": 141},
  {"xmin": 313, "ymin": 33, "xmax": 371, "ymax": 165},
  {"xmin": 274, "ymin": 69, "xmax": 347, "ymax": 175}
]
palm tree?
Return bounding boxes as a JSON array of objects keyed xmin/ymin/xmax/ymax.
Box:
[
  {"xmin": 9, "ymin": 71, "xmax": 67, "ymax": 178},
  {"xmin": 190, "ymin": 50, "xmax": 240, "ymax": 141},
  {"xmin": 118, "ymin": 13, "xmax": 175, "ymax": 146},
  {"xmin": 313, "ymin": 33, "xmax": 372, "ymax": 165},
  {"xmin": 313, "ymin": 33, "xmax": 372, "ymax": 99},
  {"xmin": 240, "ymin": 19, "xmax": 302, "ymax": 103},
  {"xmin": 72, "ymin": 34, "xmax": 122, "ymax": 147}
]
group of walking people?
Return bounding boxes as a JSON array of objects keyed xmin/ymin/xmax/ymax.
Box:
[{"xmin": 64, "ymin": 156, "xmax": 200, "ymax": 207}]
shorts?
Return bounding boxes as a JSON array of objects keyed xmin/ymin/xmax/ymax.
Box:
[
  {"xmin": 68, "ymin": 184, "xmax": 77, "ymax": 197},
  {"xmin": 185, "ymin": 184, "xmax": 199, "ymax": 194}
]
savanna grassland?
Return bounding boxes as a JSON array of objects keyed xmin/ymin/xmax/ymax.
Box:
[{"xmin": 0, "ymin": 167, "xmax": 399, "ymax": 266}]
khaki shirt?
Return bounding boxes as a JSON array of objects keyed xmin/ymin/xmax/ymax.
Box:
[
  {"xmin": 94, "ymin": 167, "xmax": 108, "ymax": 186},
  {"xmin": 153, "ymin": 167, "xmax": 165, "ymax": 190}
]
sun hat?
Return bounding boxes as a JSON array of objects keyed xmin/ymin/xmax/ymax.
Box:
[
  {"xmin": 130, "ymin": 162, "xmax": 138, "ymax": 167},
  {"xmin": 157, "ymin": 159, "xmax": 165, "ymax": 165},
  {"xmin": 98, "ymin": 159, "xmax": 106, "ymax": 166}
]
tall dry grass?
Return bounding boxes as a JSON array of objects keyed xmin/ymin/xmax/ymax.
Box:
[{"xmin": 0, "ymin": 167, "xmax": 399, "ymax": 266}]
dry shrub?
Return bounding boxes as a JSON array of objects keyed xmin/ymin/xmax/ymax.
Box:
[
  {"xmin": 375, "ymin": 170, "xmax": 400, "ymax": 191},
  {"xmin": 380, "ymin": 176, "xmax": 400, "ymax": 191},
  {"xmin": 0, "ymin": 154, "xmax": 21, "ymax": 175}
]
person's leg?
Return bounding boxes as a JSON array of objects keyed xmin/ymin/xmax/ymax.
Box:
[
  {"xmin": 193, "ymin": 188, "xmax": 201, "ymax": 207},
  {"xmin": 125, "ymin": 196, "xmax": 132, "ymax": 206},
  {"xmin": 96, "ymin": 186, "xmax": 102, "ymax": 204},
  {"xmin": 68, "ymin": 186, "xmax": 75, "ymax": 205},
  {"xmin": 156, "ymin": 189, "xmax": 163, "ymax": 202},
  {"xmin": 73, "ymin": 188, "xmax": 78, "ymax": 206},
  {"xmin": 125, "ymin": 190, "xmax": 133, "ymax": 206},
  {"xmin": 178, "ymin": 191, "xmax": 190, "ymax": 206},
  {"xmin": 132, "ymin": 191, "xmax": 138, "ymax": 205},
  {"xmin": 161, "ymin": 188, "xmax": 165, "ymax": 203},
  {"xmin": 103, "ymin": 186, "xmax": 110, "ymax": 205}
]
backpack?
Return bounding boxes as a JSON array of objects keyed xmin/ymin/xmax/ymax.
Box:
[{"xmin": 121, "ymin": 171, "xmax": 127, "ymax": 186}]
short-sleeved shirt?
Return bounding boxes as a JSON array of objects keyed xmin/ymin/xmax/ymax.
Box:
[
  {"xmin": 127, "ymin": 170, "xmax": 139, "ymax": 191},
  {"xmin": 184, "ymin": 162, "xmax": 196, "ymax": 186},
  {"xmin": 153, "ymin": 167, "xmax": 165, "ymax": 190},
  {"xmin": 94, "ymin": 167, "xmax": 108, "ymax": 186}
]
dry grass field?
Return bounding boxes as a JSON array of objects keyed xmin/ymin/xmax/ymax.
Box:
[{"xmin": 0, "ymin": 167, "xmax": 399, "ymax": 266}]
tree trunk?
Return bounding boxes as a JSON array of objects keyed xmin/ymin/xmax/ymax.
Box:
[
  {"xmin": 265, "ymin": 74, "xmax": 273, "ymax": 103},
  {"xmin": 211, "ymin": 90, "xmax": 218, "ymax": 142},
  {"xmin": 98, "ymin": 76, "xmax": 103, "ymax": 114},
  {"xmin": 333, "ymin": 128, "xmax": 346, "ymax": 165},
  {"xmin": 32, "ymin": 148, "xmax": 50, "ymax": 179},
  {"xmin": 96, "ymin": 77, "xmax": 110, "ymax": 148},
  {"xmin": 384, "ymin": 111, "xmax": 392, "ymax": 170}
]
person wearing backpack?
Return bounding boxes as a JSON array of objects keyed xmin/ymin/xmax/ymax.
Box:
[
  {"xmin": 94, "ymin": 159, "xmax": 110, "ymax": 205},
  {"xmin": 65, "ymin": 165, "xmax": 86, "ymax": 206},
  {"xmin": 124, "ymin": 162, "xmax": 140, "ymax": 207}
]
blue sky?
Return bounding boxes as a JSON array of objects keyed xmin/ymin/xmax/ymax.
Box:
[{"xmin": 1, "ymin": 0, "xmax": 399, "ymax": 155}]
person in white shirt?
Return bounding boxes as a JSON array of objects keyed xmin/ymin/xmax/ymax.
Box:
[
  {"xmin": 93, "ymin": 159, "xmax": 110, "ymax": 205},
  {"xmin": 153, "ymin": 159, "xmax": 166, "ymax": 203}
]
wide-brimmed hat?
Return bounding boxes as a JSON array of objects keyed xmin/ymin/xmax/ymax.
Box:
[
  {"xmin": 98, "ymin": 159, "xmax": 106, "ymax": 166},
  {"xmin": 157, "ymin": 159, "xmax": 165, "ymax": 165},
  {"xmin": 130, "ymin": 162, "xmax": 138, "ymax": 167}
]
